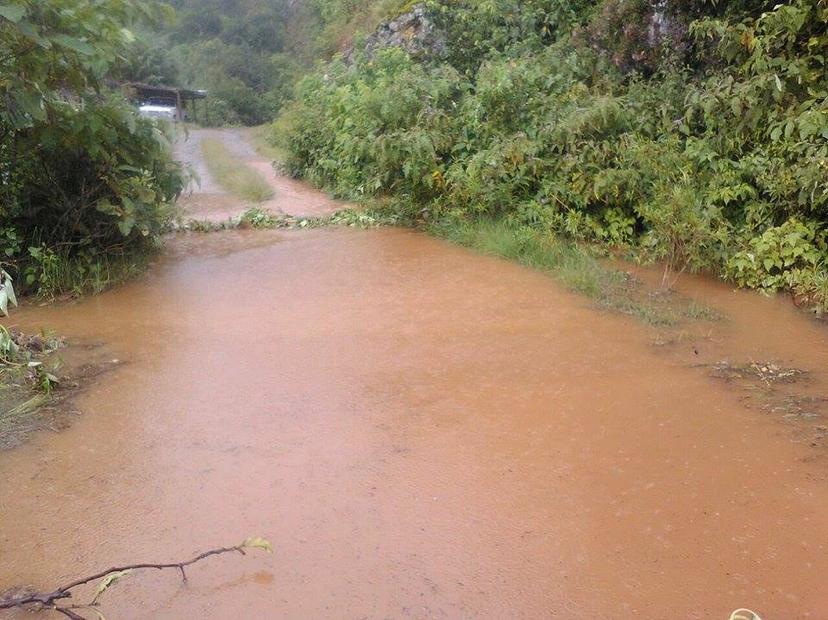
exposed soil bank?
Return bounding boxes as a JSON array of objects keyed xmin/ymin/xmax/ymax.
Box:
[{"xmin": 1, "ymin": 228, "xmax": 827, "ymax": 619}]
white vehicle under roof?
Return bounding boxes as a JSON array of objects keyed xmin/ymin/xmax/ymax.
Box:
[{"xmin": 138, "ymin": 103, "xmax": 178, "ymax": 120}]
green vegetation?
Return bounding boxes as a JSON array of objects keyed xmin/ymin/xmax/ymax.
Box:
[
  {"xmin": 148, "ymin": 0, "xmax": 300, "ymax": 126},
  {"xmin": 287, "ymin": 0, "xmax": 412, "ymax": 61},
  {"xmin": 178, "ymin": 205, "xmax": 401, "ymax": 233},
  {"xmin": 145, "ymin": 0, "xmax": 418, "ymax": 126},
  {"xmin": 201, "ymin": 138, "xmax": 275, "ymax": 202},
  {"xmin": 274, "ymin": 0, "xmax": 828, "ymax": 311},
  {"xmin": 23, "ymin": 249, "xmax": 154, "ymax": 299},
  {"xmin": 1, "ymin": 0, "xmax": 185, "ymax": 299},
  {"xmin": 247, "ymin": 125, "xmax": 286, "ymax": 164}
]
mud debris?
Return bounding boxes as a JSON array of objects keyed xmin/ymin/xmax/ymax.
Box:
[{"xmin": 706, "ymin": 361, "xmax": 806, "ymax": 385}]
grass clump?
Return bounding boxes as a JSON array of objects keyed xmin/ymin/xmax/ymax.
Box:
[
  {"xmin": 201, "ymin": 138, "xmax": 275, "ymax": 203},
  {"xmin": 22, "ymin": 246, "xmax": 155, "ymax": 300},
  {"xmin": 684, "ymin": 301, "xmax": 724, "ymax": 322}
]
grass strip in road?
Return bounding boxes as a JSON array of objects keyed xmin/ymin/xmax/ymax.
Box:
[
  {"xmin": 201, "ymin": 138, "xmax": 274, "ymax": 203},
  {"xmin": 247, "ymin": 125, "xmax": 287, "ymax": 164}
]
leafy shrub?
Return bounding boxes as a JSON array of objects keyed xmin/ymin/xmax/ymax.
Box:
[
  {"xmin": 727, "ymin": 219, "xmax": 825, "ymax": 291},
  {"xmin": 278, "ymin": 48, "xmax": 464, "ymax": 200},
  {"xmin": 0, "ymin": 0, "xmax": 185, "ymax": 296}
]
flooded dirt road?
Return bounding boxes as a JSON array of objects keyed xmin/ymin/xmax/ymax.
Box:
[{"xmin": 2, "ymin": 228, "xmax": 828, "ymax": 619}]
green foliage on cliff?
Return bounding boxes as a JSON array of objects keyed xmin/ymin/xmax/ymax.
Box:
[{"xmin": 276, "ymin": 0, "xmax": 828, "ymax": 310}]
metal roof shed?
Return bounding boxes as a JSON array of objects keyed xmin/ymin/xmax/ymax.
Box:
[{"xmin": 124, "ymin": 83, "xmax": 208, "ymax": 123}]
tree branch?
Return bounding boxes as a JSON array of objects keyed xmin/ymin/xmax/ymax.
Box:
[{"xmin": 0, "ymin": 538, "xmax": 271, "ymax": 617}]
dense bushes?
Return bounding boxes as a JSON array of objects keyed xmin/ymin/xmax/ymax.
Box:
[
  {"xmin": 0, "ymin": 0, "xmax": 185, "ymax": 297},
  {"xmin": 276, "ymin": 0, "xmax": 828, "ymax": 309}
]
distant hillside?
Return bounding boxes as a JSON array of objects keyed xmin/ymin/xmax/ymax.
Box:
[{"xmin": 135, "ymin": 0, "xmax": 409, "ymax": 125}]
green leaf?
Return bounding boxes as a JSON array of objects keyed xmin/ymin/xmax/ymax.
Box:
[
  {"xmin": 241, "ymin": 537, "xmax": 273, "ymax": 553},
  {"xmin": 1, "ymin": 270, "xmax": 17, "ymax": 309},
  {"xmin": 95, "ymin": 199, "xmax": 119, "ymax": 216},
  {"xmin": 16, "ymin": 20, "xmax": 48, "ymax": 46},
  {"xmin": 12, "ymin": 90, "xmax": 46, "ymax": 123},
  {"xmin": 51, "ymin": 34, "xmax": 94, "ymax": 56},
  {"xmin": 0, "ymin": 3, "xmax": 25, "ymax": 22},
  {"xmin": 91, "ymin": 569, "xmax": 132, "ymax": 605},
  {"xmin": 117, "ymin": 216, "xmax": 136, "ymax": 236}
]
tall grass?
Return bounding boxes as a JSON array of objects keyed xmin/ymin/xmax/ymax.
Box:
[
  {"xmin": 24, "ymin": 248, "xmax": 155, "ymax": 299},
  {"xmin": 201, "ymin": 138, "xmax": 274, "ymax": 203}
]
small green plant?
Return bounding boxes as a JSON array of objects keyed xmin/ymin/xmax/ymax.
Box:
[
  {"xmin": 239, "ymin": 207, "xmax": 282, "ymax": 228},
  {"xmin": 28, "ymin": 360, "xmax": 61, "ymax": 395},
  {"xmin": 727, "ymin": 219, "xmax": 825, "ymax": 292},
  {"xmin": 0, "ymin": 326, "xmax": 19, "ymax": 363}
]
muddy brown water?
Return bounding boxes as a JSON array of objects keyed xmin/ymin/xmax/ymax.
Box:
[{"xmin": 2, "ymin": 228, "xmax": 828, "ymax": 619}]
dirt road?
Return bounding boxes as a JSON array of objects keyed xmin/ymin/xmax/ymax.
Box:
[{"xmin": 173, "ymin": 127, "xmax": 345, "ymax": 222}]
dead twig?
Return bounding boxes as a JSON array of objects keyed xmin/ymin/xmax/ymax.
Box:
[{"xmin": 0, "ymin": 537, "xmax": 272, "ymax": 618}]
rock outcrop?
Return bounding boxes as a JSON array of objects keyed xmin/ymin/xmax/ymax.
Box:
[
  {"xmin": 584, "ymin": 0, "xmax": 689, "ymax": 74},
  {"xmin": 345, "ymin": 4, "xmax": 446, "ymax": 63}
]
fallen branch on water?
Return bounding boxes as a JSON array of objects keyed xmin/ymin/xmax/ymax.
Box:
[{"xmin": 0, "ymin": 537, "xmax": 272, "ymax": 619}]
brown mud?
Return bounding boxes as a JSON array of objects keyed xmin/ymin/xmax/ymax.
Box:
[
  {"xmin": 1, "ymin": 227, "xmax": 828, "ymax": 619},
  {"xmin": 629, "ymin": 262, "xmax": 828, "ymax": 456}
]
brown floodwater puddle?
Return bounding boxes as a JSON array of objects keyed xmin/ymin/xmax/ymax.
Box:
[{"xmin": 1, "ymin": 228, "xmax": 828, "ymax": 619}]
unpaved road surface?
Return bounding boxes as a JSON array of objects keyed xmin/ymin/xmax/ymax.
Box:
[
  {"xmin": 173, "ymin": 127, "xmax": 345, "ymax": 221},
  {"xmin": 2, "ymin": 135, "xmax": 828, "ymax": 618}
]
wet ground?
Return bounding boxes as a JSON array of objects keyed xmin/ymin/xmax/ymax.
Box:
[{"xmin": 2, "ymin": 133, "xmax": 828, "ymax": 619}]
